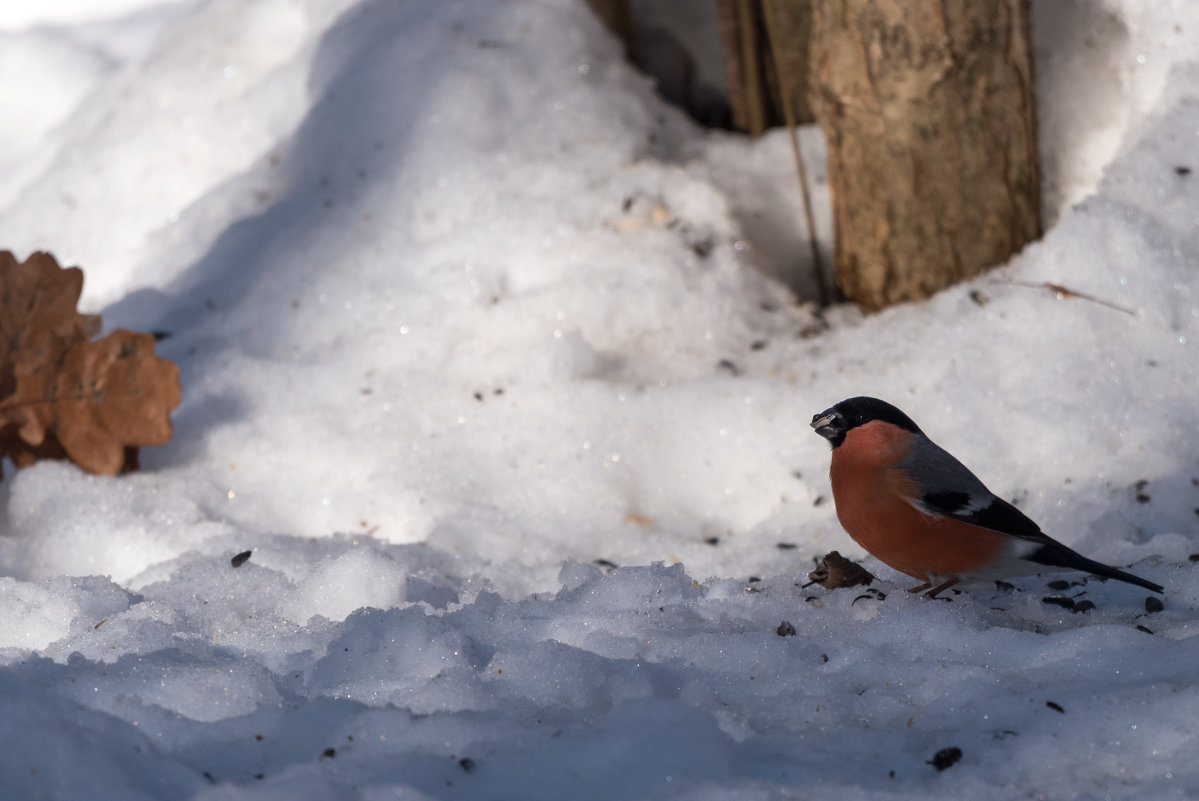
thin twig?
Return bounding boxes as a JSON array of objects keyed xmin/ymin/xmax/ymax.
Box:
[{"xmin": 995, "ymin": 279, "xmax": 1136, "ymax": 315}]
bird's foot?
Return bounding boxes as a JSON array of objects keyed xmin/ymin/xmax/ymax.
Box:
[{"xmin": 906, "ymin": 579, "xmax": 960, "ymax": 599}]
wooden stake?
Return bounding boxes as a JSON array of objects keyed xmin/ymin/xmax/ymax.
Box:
[{"xmin": 762, "ymin": 0, "xmax": 829, "ymax": 306}]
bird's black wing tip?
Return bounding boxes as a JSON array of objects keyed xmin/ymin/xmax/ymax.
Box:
[
  {"xmin": 1138, "ymin": 577, "xmax": 1166, "ymax": 595},
  {"xmin": 1027, "ymin": 544, "xmax": 1163, "ymax": 594},
  {"xmin": 1094, "ymin": 565, "xmax": 1163, "ymax": 595}
]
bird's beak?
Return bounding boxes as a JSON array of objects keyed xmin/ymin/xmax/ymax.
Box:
[
  {"xmin": 810, "ymin": 408, "xmax": 844, "ymax": 444},
  {"xmin": 810, "ymin": 411, "xmax": 837, "ymax": 431}
]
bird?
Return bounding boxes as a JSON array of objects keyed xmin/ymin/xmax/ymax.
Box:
[{"xmin": 810, "ymin": 396, "xmax": 1163, "ymax": 597}]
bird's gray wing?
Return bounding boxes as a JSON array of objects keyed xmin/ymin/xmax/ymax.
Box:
[{"xmin": 896, "ymin": 436, "xmax": 1047, "ymax": 543}]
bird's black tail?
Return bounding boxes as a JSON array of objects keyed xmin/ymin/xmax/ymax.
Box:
[{"xmin": 1028, "ymin": 542, "xmax": 1164, "ymax": 594}]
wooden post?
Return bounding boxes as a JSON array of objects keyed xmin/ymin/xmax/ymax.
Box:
[{"xmin": 808, "ymin": 0, "xmax": 1041, "ymax": 310}]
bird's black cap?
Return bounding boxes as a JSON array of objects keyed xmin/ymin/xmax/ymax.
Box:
[{"xmin": 810, "ymin": 396, "xmax": 923, "ymax": 447}]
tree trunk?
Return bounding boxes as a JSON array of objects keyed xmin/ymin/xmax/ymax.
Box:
[{"xmin": 808, "ymin": 0, "xmax": 1041, "ymax": 310}]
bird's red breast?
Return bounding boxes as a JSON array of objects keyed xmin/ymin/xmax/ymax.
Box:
[{"xmin": 829, "ymin": 420, "xmax": 1009, "ymax": 582}]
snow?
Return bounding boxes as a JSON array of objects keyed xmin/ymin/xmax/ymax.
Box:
[{"xmin": 0, "ymin": 0, "xmax": 1196, "ymax": 798}]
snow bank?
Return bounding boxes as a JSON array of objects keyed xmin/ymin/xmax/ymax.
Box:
[{"xmin": 0, "ymin": 0, "xmax": 1196, "ymax": 799}]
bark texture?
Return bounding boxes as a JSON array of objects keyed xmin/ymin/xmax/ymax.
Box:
[{"xmin": 808, "ymin": 0, "xmax": 1041, "ymax": 310}]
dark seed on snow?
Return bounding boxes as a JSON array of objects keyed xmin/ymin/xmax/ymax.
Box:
[
  {"xmin": 717, "ymin": 359, "xmax": 740, "ymax": 376},
  {"xmin": 927, "ymin": 747, "xmax": 962, "ymax": 771}
]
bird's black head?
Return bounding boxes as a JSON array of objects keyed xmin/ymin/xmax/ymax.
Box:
[{"xmin": 810, "ymin": 396, "xmax": 923, "ymax": 448}]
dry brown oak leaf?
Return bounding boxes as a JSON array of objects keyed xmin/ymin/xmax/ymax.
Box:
[
  {"xmin": 0, "ymin": 251, "xmax": 181, "ymax": 477},
  {"xmin": 0, "ymin": 250, "xmax": 100, "ymax": 397}
]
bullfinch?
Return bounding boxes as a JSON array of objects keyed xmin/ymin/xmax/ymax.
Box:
[{"xmin": 811, "ymin": 396, "xmax": 1164, "ymax": 597}]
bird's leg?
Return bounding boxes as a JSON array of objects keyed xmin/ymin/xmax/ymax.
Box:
[
  {"xmin": 906, "ymin": 582, "xmax": 932, "ymax": 594},
  {"xmin": 924, "ymin": 578, "xmax": 960, "ymax": 598}
]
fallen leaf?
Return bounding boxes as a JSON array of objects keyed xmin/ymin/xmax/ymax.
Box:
[
  {"xmin": 4, "ymin": 331, "xmax": 181, "ymax": 475},
  {"xmin": 0, "ymin": 251, "xmax": 100, "ymax": 398},
  {"xmin": 0, "ymin": 251, "xmax": 180, "ymax": 477}
]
